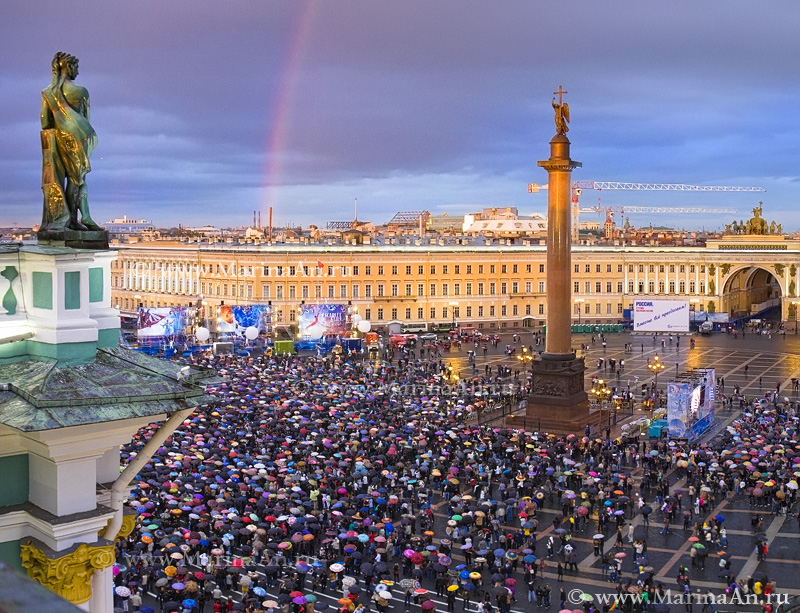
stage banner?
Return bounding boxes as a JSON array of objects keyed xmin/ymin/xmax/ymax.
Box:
[
  {"xmin": 216, "ymin": 304, "xmax": 271, "ymax": 335},
  {"xmin": 299, "ymin": 304, "xmax": 347, "ymax": 339},
  {"xmin": 687, "ymin": 368, "xmax": 716, "ymax": 441},
  {"xmin": 667, "ymin": 381, "xmax": 691, "ymax": 438},
  {"xmin": 137, "ymin": 306, "xmax": 189, "ymax": 340}
]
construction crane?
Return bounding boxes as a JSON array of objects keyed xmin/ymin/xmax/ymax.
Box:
[{"xmin": 528, "ymin": 182, "xmax": 766, "ymax": 241}]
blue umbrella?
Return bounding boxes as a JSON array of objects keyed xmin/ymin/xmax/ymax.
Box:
[
  {"xmin": 253, "ymin": 587, "xmax": 267, "ymax": 597},
  {"xmin": 493, "ymin": 548, "xmax": 505, "ymax": 557},
  {"xmin": 460, "ymin": 570, "xmax": 470, "ymax": 580},
  {"xmin": 182, "ymin": 599, "xmax": 197, "ymax": 607},
  {"xmin": 523, "ymin": 555, "xmax": 537, "ymax": 563}
]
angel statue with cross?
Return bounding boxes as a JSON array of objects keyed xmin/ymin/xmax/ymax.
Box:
[{"xmin": 552, "ymin": 85, "xmax": 570, "ymax": 135}]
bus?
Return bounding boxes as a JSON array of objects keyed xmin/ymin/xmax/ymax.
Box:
[{"xmin": 401, "ymin": 322, "xmax": 428, "ymax": 334}]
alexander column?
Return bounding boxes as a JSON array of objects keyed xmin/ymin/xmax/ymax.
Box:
[{"xmin": 511, "ymin": 87, "xmax": 590, "ymax": 433}]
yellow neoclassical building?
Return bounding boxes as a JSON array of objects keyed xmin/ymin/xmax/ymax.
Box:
[{"xmin": 110, "ymin": 232, "xmax": 800, "ymax": 332}]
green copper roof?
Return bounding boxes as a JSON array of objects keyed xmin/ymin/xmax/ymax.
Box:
[{"xmin": 0, "ymin": 346, "xmax": 217, "ymax": 431}]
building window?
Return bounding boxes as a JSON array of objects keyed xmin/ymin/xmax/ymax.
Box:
[
  {"xmin": 391, "ymin": 284, "xmax": 398, "ymax": 297},
  {"xmin": 538, "ymin": 281, "xmax": 545, "ymax": 293},
  {"xmin": 391, "ymin": 265, "xmax": 398, "ymax": 275},
  {"xmin": 596, "ymin": 281, "xmax": 602, "ymax": 293},
  {"xmin": 430, "ymin": 265, "xmax": 436, "ymax": 274},
  {"xmin": 628, "ymin": 264, "xmax": 634, "ymax": 273},
  {"xmin": 690, "ymin": 265, "xmax": 696, "ymax": 273},
  {"xmin": 302, "ymin": 285, "xmax": 309, "ymax": 299},
  {"xmin": 377, "ymin": 284, "xmax": 384, "ymax": 297},
  {"xmin": 365, "ymin": 284, "xmax": 372, "ymax": 297},
  {"xmin": 618, "ymin": 303, "xmax": 624, "ymax": 313},
  {"xmin": 405, "ymin": 283, "xmax": 412, "ymax": 296},
  {"xmin": 638, "ymin": 281, "xmax": 644, "ymax": 293},
  {"xmin": 405, "ymin": 265, "xmax": 411, "ymax": 275},
  {"xmin": 352, "ymin": 285, "xmax": 359, "ymax": 297},
  {"xmin": 454, "ymin": 283, "xmax": 461, "ymax": 296},
  {"xmin": 689, "ymin": 281, "xmax": 696, "ymax": 293},
  {"xmin": 628, "ymin": 280, "xmax": 634, "ymax": 293},
  {"xmin": 669, "ymin": 281, "xmax": 675, "ymax": 293},
  {"xmin": 443, "ymin": 265, "xmax": 448, "ymax": 274},
  {"xmin": 365, "ymin": 266, "xmax": 371, "ymax": 275},
  {"xmin": 500, "ymin": 305, "xmax": 506, "ymax": 316},
  {"xmin": 405, "ymin": 307, "xmax": 411, "ymax": 319},
  {"xmin": 525, "ymin": 304, "xmax": 531, "ymax": 315},
  {"xmin": 538, "ymin": 304, "xmax": 544, "ymax": 315},
  {"xmin": 700, "ymin": 281, "xmax": 706, "ymax": 294},
  {"xmin": 442, "ymin": 283, "xmax": 449, "ymax": 296},
  {"xmin": 454, "ymin": 265, "xmax": 460, "ymax": 274},
  {"xmin": 478, "ymin": 265, "xmax": 484, "ymax": 274},
  {"xmin": 478, "ymin": 306, "xmax": 484, "ymax": 317},
  {"xmin": 430, "ymin": 283, "xmax": 436, "ymax": 296},
  {"xmin": 606, "ymin": 281, "xmax": 612, "ymax": 293},
  {"xmin": 512, "ymin": 304, "xmax": 518, "ymax": 315},
  {"xmin": 466, "ymin": 283, "xmax": 472, "ymax": 295},
  {"xmin": 511, "ymin": 282, "xmax": 518, "ymax": 293},
  {"xmin": 466, "ymin": 306, "xmax": 472, "ymax": 317},
  {"xmin": 477, "ymin": 282, "xmax": 483, "ymax": 295},
  {"xmin": 465, "ymin": 265, "xmax": 471, "ymax": 274},
  {"xmin": 378, "ymin": 266, "xmax": 384, "ymax": 275},
  {"xmin": 574, "ymin": 264, "xmax": 580, "ymax": 273},
  {"xmin": 585, "ymin": 281, "xmax": 591, "ymax": 293},
  {"xmin": 659, "ymin": 281, "xmax": 665, "ymax": 293},
  {"xmin": 328, "ymin": 285, "xmax": 334, "ymax": 298},
  {"xmin": 648, "ymin": 281, "xmax": 655, "ymax": 293},
  {"xmin": 391, "ymin": 307, "xmax": 398, "ymax": 319},
  {"xmin": 418, "ymin": 265, "xmax": 424, "ymax": 275},
  {"xmin": 417, "ymin": 283, "xmax": 424, "ymax": 296},
  {"xmin": 377, "ymin": 308, "xmax": 383, "ymax": 320},
  {"xmin": 574, "ymin": 281, "xmax": 580, "ymax": 293},
  {"xmin": 430, "ymin": 307, "xmax": 436, "ymax": 319},
  {"xmin": 539, "ymin": 264, "xmax": 545, "ymax": 273},
  {"xmin": 365, "ymin": 308, "xmax": 371, "ymax": 320},
  {"xmin": 679, "ymin": 281, "xmax": 686, "ymax": 293},
  {"xmin": 659, "ymin": 265, "xmax": 665, "ymax": 273},
  {"xmin": 417, "ymin": 307, "xmax": 424, "ymax": 319}
]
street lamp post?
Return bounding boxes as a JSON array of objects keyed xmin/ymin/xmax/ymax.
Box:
[
  {"xmin": 647, "ymin": 354, "xmax": 666, "ymax": 404},
  {"xmin": 793, "ymin": 301, "xmax": 799, "ymax": 335},
  {"xmin": 591, "ymin": 378, "xmax": 613, "ymax": 431},
  {"xmin": 574, "ymin": 298, "xmax": 584, "ymax": 326},
  {"xmin": 449, "ymin": 301, "xmax": 458, "ymax": 329}
]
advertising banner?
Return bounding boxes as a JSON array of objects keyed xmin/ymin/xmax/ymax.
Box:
[
  {"xmin": 137, "ymin": 306, "xmax": 189, "ymax": 340},
  {"xmin": 667, "ymin": 382, "xmax": 691, "ymax": 438},
  {"xmin": 299, "ymin": 304, "xmax": 347, "ymax": 339},
  {"xmin": 633, "ymin": 299, "xmax": 689, "ymax": 332}
]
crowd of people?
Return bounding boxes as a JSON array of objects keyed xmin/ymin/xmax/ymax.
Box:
[{"xmin": 109, "ymin": 350, "xmax": 799, "ymax": 613}]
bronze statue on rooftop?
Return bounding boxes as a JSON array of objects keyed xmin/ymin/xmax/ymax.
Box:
[{"xmin": 40, "ymin": 52, "xmax": 102, "ymax": 234}]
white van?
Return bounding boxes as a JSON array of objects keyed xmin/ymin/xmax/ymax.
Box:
[
  {"xmin": 699, "ymin": 321, "xmax": 713, "ymax": 335},
  {"xmin": 401, "ymin": 322, "xmax": 428, "ymax": 334}
]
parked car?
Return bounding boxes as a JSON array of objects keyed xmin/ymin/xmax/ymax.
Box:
[{"xmin": 420, "ymin": 332, "xmax": 438, "ymax": 342}]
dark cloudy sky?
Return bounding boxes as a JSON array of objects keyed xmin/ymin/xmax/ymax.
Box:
[{"xmin": 2, "ymin": 1, "xmax": 799, "ymax": 231}]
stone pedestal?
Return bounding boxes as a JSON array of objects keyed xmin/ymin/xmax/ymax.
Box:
[{"xmin": 507, "ymin": 354, "xmax": 598, "ymax": 434}]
